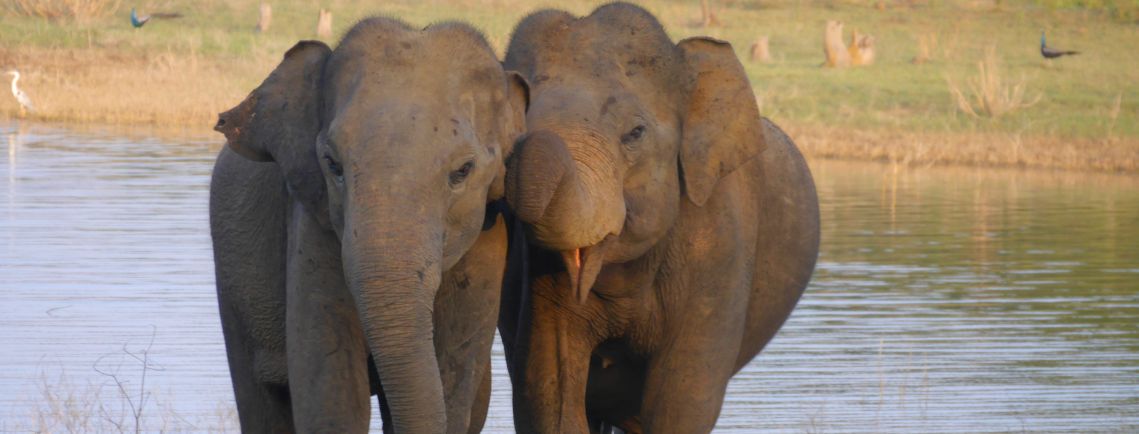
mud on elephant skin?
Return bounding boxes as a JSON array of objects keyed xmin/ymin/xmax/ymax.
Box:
[
  {"xmin": 210, "ymin": 17, "xmax": 527, "ymax": 433},
  {"xmin": 498, "ymin": 3, "xmax": 820, "ymax": 433}
]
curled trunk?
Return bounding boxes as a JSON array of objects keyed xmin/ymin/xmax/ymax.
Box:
[{"xmin": 505, "ymin": 130, "xmax": 622, "ymax": 250}]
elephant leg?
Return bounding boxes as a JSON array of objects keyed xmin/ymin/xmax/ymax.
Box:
[
  {"xmin": 639, "ymin": 286, "xmax": 749, "ymax": 433},
  {"xmin": 285, "ymin": 202, "xmax": 371, "ymax": 432},
  {"xmin": 210, "ymin": 150, "xmax": 294, "ymax": 433},
  {"xmin": 517, "ymin": 275, "xmax": 595, "ymax": 434},
  {"xmin": 215, "ymin": 304, "xmax": 293, "ymax": 433},
  {"xmin": 433, "ymin": 216, "xmax": 507, "ymax": 433},
  {"xmin": 586, "ymin": 341, "xmax": 645, "ymax": 431},
  {"xmin": 378, "ymin": 386, "xmax": 395, "ymax": 434},
  {"xmin": 466, "ymin": 362, "xmax": 492, "ymax": 434}
]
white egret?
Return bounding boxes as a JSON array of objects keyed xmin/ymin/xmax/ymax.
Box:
[{"xmin": 6, "ymin": 70, "xmax": 34, "ymax": 118}]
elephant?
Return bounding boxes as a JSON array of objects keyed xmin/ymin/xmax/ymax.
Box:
[
  {"xmin": 209, "ymin": 18, "xmax": 527, "ymax": 433},
  {"xmin": 496, "ymin": 3, "xmax": 820, "ymax": 433}
]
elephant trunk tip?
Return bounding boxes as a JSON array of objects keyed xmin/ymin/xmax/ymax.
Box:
[{"xmin": 505, "ymin": 130, "xmax": 576, "ymax": 224}]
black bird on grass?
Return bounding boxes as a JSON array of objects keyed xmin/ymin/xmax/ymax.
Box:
[{"xmin": 1041, "ymin": 31, "xmax": 1079, "ymax": 59}]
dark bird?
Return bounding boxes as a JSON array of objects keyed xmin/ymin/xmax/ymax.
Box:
[
  {"xmin": 1041, "ymin": 31, "xmax": 1079, "ymax": 59},
  {"xmin": 131, "ymin": 7, "xmax": 183, "ymax": 28}
]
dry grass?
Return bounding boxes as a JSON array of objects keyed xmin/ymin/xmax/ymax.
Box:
[
  {"xmin": 788, "ymin": 123, "xmax": 1139, "ymax": 173},
  {"xmin": 912, "ymin": 32, "xmax": 937, "ymax": 65},
  {"xmin": 0, "ymin": 45, "xmax": 269, "ymax": 126},
  {"xmin": 6, "ymin": 0, "xmax": 121, "ymax": 22},
  {"xmin": 22, "ymin": 371, "xmax": 238, "ymax": 434},
  {"xmin": 947, "ymin": 46, "xmax": 1042, "ymax": 119},
  {"xmin": 1, "ymin": 0, "xmax": 1137, "ymax": 173},
  {"xmin": 8, "ymin": 334, "xmax": 239, "ymax": 433}
]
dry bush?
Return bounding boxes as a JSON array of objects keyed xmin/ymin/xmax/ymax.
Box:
[
  {"xmin": 946, "ymin": 45, "xmax": 1041, "ymax": 118},
  {"xmin": 14, "ymin": 330, "xmax": 239, "ymax": 433},
  {"xmin": 7, "ymin": 0, "xmax": 121, "ymax": 22}
]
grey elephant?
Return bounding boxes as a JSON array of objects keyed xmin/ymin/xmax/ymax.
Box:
[
  {"xmin": 497, "ymin": 3, "xmax": 820, "ymax": 433},
  {"xmin": 210, "ymin": 18, "xmax": 527, "ymax": 433}
]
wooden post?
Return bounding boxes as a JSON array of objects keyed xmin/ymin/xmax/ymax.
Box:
[
  {"xmin": 700, "ymin": 0, "xmax": 720, "ymax": 27},
  {"xmin": 824, "ymin": 20, "xmax": 850, "ymax": 68},
  {"xmin": 317, "ymin": 9, "xmax": 333, "ymax": 39},
  {"xmin": 857, "ymin": 34, "xmax": 876, "ymax": 66},
  {"xmin": 256, "ymin": 2, "xmax": 272, "ymax": 33},
  {"xmin": 849, "ymin": 30, "xmax": 876, "ymax": 66},
  {"xmin": 913, "ymin": 33, "xmax": 935, "ymax": 65},
  {"xmin": 749, "ymin": 36, "xmax": 771, "ymax": 63}
]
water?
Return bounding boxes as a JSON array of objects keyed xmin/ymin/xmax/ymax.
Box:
[{"xmin": 1, "ymin": 122, "xmax": 1136, "ymax": 432}]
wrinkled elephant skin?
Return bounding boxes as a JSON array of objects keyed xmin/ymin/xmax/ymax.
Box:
[
  {"xmin": 498, "ymin": 4, "xmax": 820, "ymax": 433},
  {"xmin": 211, "ymin": 18, "xmax": 527, "ymax": 434}
]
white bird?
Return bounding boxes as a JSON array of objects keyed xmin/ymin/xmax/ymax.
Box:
[{"xmin": 6, "ymin": 70, "xmax": 34, "ymax": 118}]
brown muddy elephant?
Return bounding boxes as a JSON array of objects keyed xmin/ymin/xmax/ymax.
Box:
[
  {"xmin": 497, "ymin": 3, "xmax": 820, "ymax": 433},
  {"xmin": 210, "ymin": 18, "xmax": 527, "ymax": 433}
]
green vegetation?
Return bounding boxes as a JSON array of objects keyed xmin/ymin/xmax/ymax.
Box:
[{"xmin": 1, "ymin": 1, "xmax": 1136, "ymax": 171}]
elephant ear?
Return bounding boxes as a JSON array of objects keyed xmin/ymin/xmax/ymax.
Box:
[
  {"xmin": 677, "ymin": 37, "xmax": 766, "ymax": 207},
  {"xmin": 489, "ymin": 70, "xmax": 530, "ymax": 202},
  {"xmin": 215, "ymin": 41, "xmax": 332, "ymax": 225}
]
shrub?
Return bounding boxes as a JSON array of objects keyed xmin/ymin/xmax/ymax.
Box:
[{"xmin": 946, "ymin": 45, "xmax": 1041, "ymax": 119}]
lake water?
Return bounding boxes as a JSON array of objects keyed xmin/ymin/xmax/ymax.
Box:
[{"xmin": 1, "ymin": 122, "xmax": 1136, "ymax": 433}]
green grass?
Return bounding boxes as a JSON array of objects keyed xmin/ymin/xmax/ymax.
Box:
[{"xmin": 1, "ymin": 1, "xmax": 1136, "ymax": 168}]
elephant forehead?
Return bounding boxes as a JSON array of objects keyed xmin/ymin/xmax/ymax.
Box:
[{"xmin": 330, "ymin": 101, "xmax": 472, "ymax": 144}]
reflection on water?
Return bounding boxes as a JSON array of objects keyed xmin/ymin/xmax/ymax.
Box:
[{"xmin": 1, "ymin": 123, "xmax": 1136, "ymax": 432}]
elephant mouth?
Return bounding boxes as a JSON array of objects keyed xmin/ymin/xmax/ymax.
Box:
[{"xmin": 559, "ymin": 234, "xmax": 617, "ymax": 304}]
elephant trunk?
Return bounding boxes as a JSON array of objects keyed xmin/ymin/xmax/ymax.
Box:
[
  {"xmin": 342, "ymin": 216, "xmax": 446, "ymax": 433},
  {"xmin": 506, "ymin": 130, "xmax": 623, "ymax": 246},
  {"xmin": 505, "ymin": 129, "xmax": 624, "ymax": 303},
  {"xmin": 505, "ymin": 130, "xmax": 578, "ymax": 232}
]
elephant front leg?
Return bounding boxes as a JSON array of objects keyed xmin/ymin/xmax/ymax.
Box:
[
  {"xmin": 638, "ymin": 285, "xmax": 749, "ymax": 433},
  {"xmin": 517, "ymin": 276, "xmax": 596, "ymax": 434},
  {"xmin": 286, "ymin": 204, "xmax": 371, "ymax": 433},
  {"xmin": 433, "ymin": 215, "xmax": 507, "ymax": 433}
]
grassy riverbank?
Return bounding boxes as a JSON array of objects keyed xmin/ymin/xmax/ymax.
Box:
[{"xmin": 2, "ymin": 0, "xmax": 1137, "ymax": 172}]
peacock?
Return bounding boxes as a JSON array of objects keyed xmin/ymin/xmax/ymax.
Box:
[
  {"xmin": 131, "ymin": 7, "xmax": 183, "ymax": 28},
  {"xmin": 1040, "ymin": 31, "xmax": 1079, "ymax": 59}
]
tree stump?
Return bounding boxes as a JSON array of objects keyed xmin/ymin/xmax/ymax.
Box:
[
  {"xmin": 317, "ymin": 9, "xmax": 333, "ymax": 39},
  {"xmin": 700, "ymin": 0, "xmax": 721, "ymax": 27},
  {"xmin": 749, "ymin": 36, "xmax": 771, "ymax": 63},
  {"xmin": 256, "ymin": 2, "xmax": 271, "ymax": 33},
  {"xmin": 849, "ymin": 30, "xmax": 876, "ymax": 66},
  {"xmin": 913, "ymin": 33, "xmax": 936, "ymax": 64},
  {"xmin": 824, "ymin": 20, "xmax": 851, "ymax": 68}
]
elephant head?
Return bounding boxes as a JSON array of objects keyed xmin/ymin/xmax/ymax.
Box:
[
  {"xmin": 503, "ymin": 3, "xmax": 764, "ymax": 303},
  {"xmin": 214, "ymin": 19, "xmax": 527, "ymax": 432}
]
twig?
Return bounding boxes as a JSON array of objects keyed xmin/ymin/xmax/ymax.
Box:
[{"xmin": 92, "ymin": 325, "xmax": 161, "ymax": 434}]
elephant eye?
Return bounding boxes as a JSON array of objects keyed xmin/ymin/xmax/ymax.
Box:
[
  {"xmin": 620, "ymin": 125, "xmax": 646, "ymax": 145},
  {"xmin": 449, "ymin": 160, "xmax": 475, "ymax": 187},
  {"xmin": 323, "ymin": 153, "xmax": 344, "ymax": 179}
]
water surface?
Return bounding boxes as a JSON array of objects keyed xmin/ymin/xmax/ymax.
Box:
[{"xmin": 1, "ymin": 123, "xmax": 1136, "ymax": 432}]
